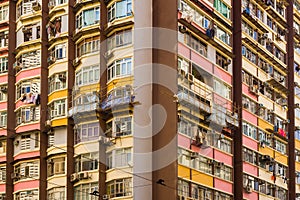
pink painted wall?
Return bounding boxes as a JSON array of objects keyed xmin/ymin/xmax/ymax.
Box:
[
  {"xmin": 16, "ymin": 68, "xmax": 41, "ymax": 83},
  {"xmin": 14, "ymin": 180, "xmax": 39, "ymax": 191},
  {"xmin": 0, "ymin": 75, "xmax": 7, "ymax": 84},
  {"xmin": 243, "ymin": 162, "xmax": 258, "ymax": 176},
  {"xmin": 14, "ymin": 150, "xmax": 40, "ymax": 161},
  {"xmin": 191, "ymin": 51, "xmax": 213, "ymax": 73},
  {"xmin": 242, "ymin": 110, "xmax": 257, "ymax": 126},
  {"xmin": 16, "ymin": 123, "xmax": 40, "ymax": 133},
  {"xmin": 0, "ymin": 129, "xmax": 6, "ymax": 136},
  {"xmin": 0, "ymin": 101, "xmax": 7, "ymax": 111},
  {"xmin": 243, "ymin": 135, "xmax": 258, "ymax": 150},
  {"xmin": 0, "ymin": 155, "xmax": 5, "ymax": 162},
  {"xmin": 214, "ymin": 66, "xmax": 232, "ymax": 85},
  {"xmin": 0, "ymin": 184, "xmax": 5, "ymax": 192},
  {"xmin": 178, "ymin": 43, "xmax": 190, "ymax": 59},
  {"xmin": 214, "ymin": 178, "xmax": 233, "ymax": 193},
  {"xmin": 243, "ymin": 191, "xmax": 258, "ymax": 200},
  {"xmin": 242, "ymin": 83, "xmax": 258, "ymax": 100},
  {"xmin": 214, "ymin": 149, "xmax": 232, "ymax": 166}
]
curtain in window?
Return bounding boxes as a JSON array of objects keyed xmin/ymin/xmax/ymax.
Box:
[
  {"xmin": 83, "ymin": 9, "xmax": 94, "ymax": 27},
  {"xmin": 116, "ymin": 1, "xmax": 127, "ymax": 18}
]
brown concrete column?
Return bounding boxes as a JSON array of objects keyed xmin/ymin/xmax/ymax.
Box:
[
  {"xmin": 232, "ymin": 0, "xmax": 243, "ymax": 199},
  {"xmin": 39, "ymin": 1, "xmax": 50, "ymax": 199},
  {"xmin": 99, "ymin": 0, "xmax": 107, "ymax": 198},
  {"xmin": 287, "ymin": 0, "xmax": 295, "ymax": 199},
  {"xmin": 134, "ymin": 0, "xmax": 177, "ymax": 199},
  {"xmin": 67, "ymin": 0, "xmax": 76, "ymax": 199},
  {"xmin": 6, "ymin": 1, "xmax": 17, "ymax": 199}
]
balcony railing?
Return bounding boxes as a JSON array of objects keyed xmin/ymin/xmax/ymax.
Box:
[{"xmin": 100, "ymin": 95, "xmax": 135, "ymax": 110}]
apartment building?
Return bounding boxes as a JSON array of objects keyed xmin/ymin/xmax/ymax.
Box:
[{"xmin": 0, "ymin": 0, "xmax": 299, "ymax": 199}]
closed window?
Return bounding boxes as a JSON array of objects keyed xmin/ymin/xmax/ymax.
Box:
[
  {"xmin": 0, "ymin": 5, "xmax": 8, "ymax": 22},
  {"xmin": 75, "ymin": 65, "xmax": 100, "ymax": 86},
  {"xmin": 14, "ymin": 161, "xmax": 39, "ymax": 181},
  {"xmin": 107, "ymin": 178, "xmax": 132, "ymax": 198},
  {"xmin": 108, "ymin": 0, "xmax": 132, "ymax": 22},
  {"xmin": 47, "ymin": 157, "xmax": 65, "ymax": 177},
  {"xmin": 76, "ymin": 7, "xmax": 100, "ymax": 29},
  {"xmin": 107, "ymin": 57, "xmax": 132, "ymax": 81},
  {"xmin": 106, "ymin": 148, "xmax": 132, "ymax": 169},
  {"xmin": 107, "ymin": 29, "xmax": 132, "ymax": 51},
  {"xmin": 49, "ymin": 99, "xmax": 66, "ymax": 119},
  {"xmin": 75, "ymin": 122, "xmax": 99, "ymax": 144},
  {"xmin": 75, "ymin": 152, "xmax": 98, "ymax": 173},
  {"xmin": 48, "ymin": 72, "xmax": 67, "ymax": 93},
  {"xmin": 47, "ymin": 187, "xmax": 65, "ymax": 200}
]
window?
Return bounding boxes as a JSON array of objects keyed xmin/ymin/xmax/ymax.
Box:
[
  {"xmin": 106, "ymin": 148, "xmax": 132, "ymax": 169},
  {"xmin": 75, "ymin": 152, "xmax": 98, "ymax": 173},
  {"xmin": 214, "ymin": 164, "xmax": 232, "ymax": 181},
  {"xmin": 0, "ymin": 166, "xmax": 5, "ymax": 182},
  {"xmin": 74, "ymin": 182, "xmax": 98, "ymax": 200},
  {"xmin": 47, "ymin": 187, "xmax": 65, "ymax": 200},
  {"xmin": 274, "ymin": 139, "xmax": 287, "ymax": 154},
  {"xmin": 111, "ymin": 116, "xmax": 132, "ymax": 137},
  {"xmin": 242, "ymin": 45, "xmax": 257, "ymax": 64},
  {"xmin": 75, "ymin": 65, "xmax": 100, "ymax": 86},
  {"xmin": 216, "ymin": 26, "xmax": 230, "ymax": 45},
  {"xmin": 49, "ymin": 99, "xmax": 66, "ymax": 119},
  {"xmin": 0, "ymin": 140, "xmax": 6, "ymax": 154},
  {"xmin": 49, "ymin": 43, "xmax": 66, "ymax": 61},
  {"xmin": 0, "ymin": 5, "xmax": 8, "ymax": 22},
  {"xmin": 49, "ymin": 0, "xmax": 67, "ymax": 7},
  {"xmin": 47, "ymin": 17, "xmax": 62, "ymax": 38},
  {"xmin": 107, "ymin": 29, "xmax": 132, "ymax": 51},
  {"xmin": 15, "ymin": 190, "xmax": 38, "ymax": 200},
  {"xmin": 17, "ymin": 0, "xmax": 39, "ymax": 17},
  {"xmin": 216, "ymin": 52, "xmax": 230, "ymax": 71},
  {"xmin": 48, "ymin": 72, "xmax": 67, "ymax": 93},
  {"xmin": 76, "ymin": 36, "xmax": 100, "ymax": 57},
  {"xmin": 20, "ymin": 134, "xmax": 31, "ymax": 150},
  {"xmin": 108, "ymin": 0, "xmax": 132, "ymax": 22},
  {"xmin": 214, "ymin": 79, "xmax": 231, "ymax": 99},
  {"xmin": 16, "ymin": 79, "xmax": 40, "ymax": 101},
  {"xmin": 214, "ymin": 0, "xmax": 230, "ymax": 19},
  {"xmin": 0, "ymin": 57, "xmax": 7, "ymax": 74},
  {"xmin": 76, "ymin": 7, "xmax": 100, "ymax": 29},
  {"xmin": 14, "ymin": 161, "xmax": 39, "ymax": 181},
  {"xmin": 47, "ymin": 157, "xmax": 65, "ymax": 177},
  {"xmin": 16, "ymin": 107, "xmax": 40, "ymax": 125},
  {"xmin": 0, "ymin": 31, "xmax": 8, "ymax": 48},
  {"xmin": 0, "ymin": 85, "xmax": 7, "ymax": 102},
  {"xmin": 242, "ymin": 121, "xmax": 257, "ymax": 140},
  {"xmin": 15, "ymin": 50, "xmax": 41, "ymax": 72},
  {"xmin": 107, "ymin": 57, "xmax": 132, "ymax": 81},
  {"xmin": 0, "ymin": 111, "xmax": 6, "ymax": 128},
  {"xmin": 258, "ymin": 130, "xmax": 271, "ymax": 146},
  {"xmin": 242, "ymin": 96, "xmax": 257, "ymax": 114},
  {"xmin": 243, "ymin": 147, "xmax": 257, "ymax": 165},
  {"xmin": 107, "ymin": 178, "xmax": 132, "ymax": 198},
  {"xmin": 75, "ymin": 122, "xmax": 99, "ymax": 144},
  {"xmin": 48, "ymin": 133, "xmax": 55, "ymax": 147}
]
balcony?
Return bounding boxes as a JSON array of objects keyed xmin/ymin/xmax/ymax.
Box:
[
  {"xmin": 265, "ymin": 6, "xmax": 287, "ymax": 28},
  {"xmin": 266, "ymin": 125, "xmax": 288, "ymax": 140},
  {"xmin": 73, "ymin": 0, "xmax": 100, "ymax": 12},
  {"xmin": 242, "ymin": 10, "xmax": 269, "ymax": 33},
  {"xmin": 242, "ymin": 37, "xmax": 286, "ymax": 71},
  {"xmin": 177, "ymin": 90, "xmax": 211, "ymax": 115},
  {"xmin": 100, "ymin": 95, "xmax": 135, "ymax": 112},
  {"xmin": 266, "ymin": 75, "xmax": 288, "ymax": 95}
]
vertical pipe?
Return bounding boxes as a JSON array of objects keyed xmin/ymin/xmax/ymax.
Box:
[
  {"xmin": 39, "ymin": 0, "xmax": 49, "ymax": 198},
  {"xmin": 6, "ymin": 1, "xmax": 16, "ymax": 199},
  {"xmin": 232, "ymin": 0, "xmax": 243, "ymax": 199},
  {"xmin": 287, "ymin": 0, "xmax": 295, "ymax": 199}
]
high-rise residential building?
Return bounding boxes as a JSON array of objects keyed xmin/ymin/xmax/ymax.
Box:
[{"xmin": 0, "ymin": 0, "xmax": 300, "ymax": 199}]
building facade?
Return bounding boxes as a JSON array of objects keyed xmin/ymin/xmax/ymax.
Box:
[{"xmin": 0, "ymin": 0, "xmax": 299, "ymax": 200}]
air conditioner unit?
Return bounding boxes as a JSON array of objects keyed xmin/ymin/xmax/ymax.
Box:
[
  {"xmin": 32, "ymin": 1, "xmax": 41, "ymax": 11},
  {"xmin": 45, "ymin": 120, "xmax": 51, "ymax": 128},
  {"xmin": 104, "ymin": 50, "xmax": 113, "ymax": 59},
  {"xmin": 179, "ymin": 25, "xmax": 187, "ymax": 33},
  {"xmin": 188, "ymin": 73, "xmax": 194, "ymax": 82},
  {"xmin": 102, "ymin": 195, "xmax": 109, "ymax": 200},
  {"xmin": 245, "ymin": 185, "xmax": 253, "ymax": 193},
  {"xmin": 58, "ymin": 74, "xmax": 66, "ymax": 81},
  {"xmin": 14, "ymin": 140, "xmax": 19, "ymax": 146},
  {"xmin": 249, "ymin": 86, "xmax": 258, "ymax": 94},
  {"xmin": 216, "ymin": 162, "xmax": 224, "ymax": 167},
  {"xmin": 11, "ymin": 173, "xmax": 19, "ymax": 180},
  {"xmin": 296, "ymin": 103, "xmax": 300, "ymax": 108},
  {"xmin": 47, "ymin": 56, "xmax": 56, "ymax": 65},
  {"xmin": 79, "ymin": 172, "xmax": 89, "ymax": 180},
  {"xmin": 0, "ymin": 86, "xmax": 7, "ymax": 93},
  {"xmin": 190, "ymin": 152, "xmax": 198, "ymax": 159},
  {"xmin": 70, "ymin": 173, "xmax": 78, "ymax": 182},
  {"xmin": 260, "ymin": 141, "xmax": 266, "ymax": 148}
]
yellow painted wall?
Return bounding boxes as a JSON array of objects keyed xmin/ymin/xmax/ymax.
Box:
[
  {"xmin": 48, "ymin": 90, "xmax": 68, "ymax": 103},
  {"xmin": 51, "ymin": 117, "xmax": 67, "ymax": 127}
]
